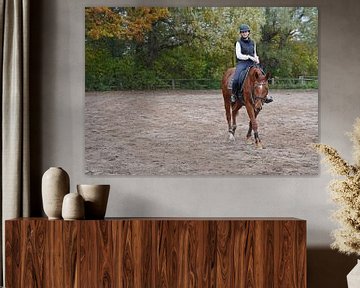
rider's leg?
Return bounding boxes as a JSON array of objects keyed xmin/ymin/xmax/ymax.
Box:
[{"xmin": 231, "ymin": 65, "xmax": 243, "ymax": 103}]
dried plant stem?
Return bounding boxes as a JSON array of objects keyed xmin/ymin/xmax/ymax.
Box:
[{"xmin": 314, "ymin": 118, "xmax": 360, "ymax": 256}]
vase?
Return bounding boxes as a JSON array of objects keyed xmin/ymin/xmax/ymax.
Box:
[
  {"xmin": 62, "ymin": 192, "xmax": 85, "ymax": 220},
  {"xmin": 77, "ymin": 184, "xmax": 110, "ymax": 219},
  {"xmin": 347, "ymin": 259, "xmax": 360, "ymax": 288},
  {"xmin": 42, "ymin": 167, "xmax": 70, "ymax": 219}
]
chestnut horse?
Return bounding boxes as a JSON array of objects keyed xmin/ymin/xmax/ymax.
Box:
[{"xmin": 221, "ymin": 66, "xmax": 270, "ymax": 148}]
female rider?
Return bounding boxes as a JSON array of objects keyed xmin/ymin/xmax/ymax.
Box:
[{"xmin": 231, "ymin": 24, "xmax": 273, "ymax": 104}]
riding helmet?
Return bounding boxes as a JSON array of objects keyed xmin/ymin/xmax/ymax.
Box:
[{"xmin": 239, "ymin": 24, "xmax": 250, "ymax": 32}]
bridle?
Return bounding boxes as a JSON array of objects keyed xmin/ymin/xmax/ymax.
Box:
[{"xmin": 251, "ymin": 80, "xmax": 268, "ymax": 107}]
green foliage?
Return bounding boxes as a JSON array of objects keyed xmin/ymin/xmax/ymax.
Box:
[
  {"xmin": 85, "ymin": 7, "xmax": 318, "ymax": 91},
  {"xmin": 154, "ymin": 46, "xmax": 208, "ymax": 79},
  {"xmin": 85, "ymin": 46, "xmax": 116, "ymax": 91},
  {"xmin": 259, "ymin": 7, "xmax": 318, "ymax": 78}
]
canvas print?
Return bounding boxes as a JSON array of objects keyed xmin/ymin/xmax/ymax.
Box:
[{"xmin": 85, "ymin": 7, "xmax": 318, "ymax": 176}]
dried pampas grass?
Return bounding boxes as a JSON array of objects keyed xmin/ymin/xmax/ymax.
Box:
[{"xmin": 314, "ymin": 118, "xmax": 360, "ymax": 256}]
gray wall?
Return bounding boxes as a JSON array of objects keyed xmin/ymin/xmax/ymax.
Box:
[{"xmin": 29, "ymin": 0, "xmax": 360, "ymax": 286}]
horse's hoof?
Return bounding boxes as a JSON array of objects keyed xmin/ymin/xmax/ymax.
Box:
[
  {"xmin": 246, "ymin": 137, "xmax": 253, "ymax": 145},
  {"xmin": 229, "ymin": 133, "xmax": 235, "ymax": 141},
  {"xmin": 255, "ymin": 143, "xmax": 264, "ymax": 149}
]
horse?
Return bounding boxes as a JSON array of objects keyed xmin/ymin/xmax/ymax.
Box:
[{"xmin": 221, "ymin": 66, "xmax": 270, "ymax": 149}]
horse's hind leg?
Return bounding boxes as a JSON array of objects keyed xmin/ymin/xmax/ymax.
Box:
[
  {"xmin": 224, "ymin": 100, "xmax": 235, "ymax": 141},
  {"xmin": 229, "ymin": 113, "xmax": 236, "ymax": 141},
  {"xmin": 230, "ymin": 102, "xmax": 241, "ymax": 140}
]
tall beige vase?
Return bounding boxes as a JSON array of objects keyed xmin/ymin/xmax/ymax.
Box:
[
  {"xmin": 42, "ymin": 167, "xmax": 70, "ymax": 219},
  {"xmin": 77, "ymin": 184, "xmax": 110, "ymax": 219}
]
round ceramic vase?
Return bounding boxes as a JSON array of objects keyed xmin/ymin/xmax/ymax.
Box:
[
  {"xmin": 77, "ymin": 184, "xmax": 110, "ymax": 219},
  {"xmin": 347, "ymin": 259, "xmax": 360, "ymax": 288},
  {"xmin": 42, "ymin": 167, "xmax": 70, "ymax": 219},
  {"xmin": 62, "ymin": 192, "xmax": 85, "ymax": 220}
]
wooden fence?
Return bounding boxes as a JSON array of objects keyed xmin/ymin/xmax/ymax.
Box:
[
  {"xmin": 269, "ymin": 76, "xmax": 318, "ymax": 88},
  {"xmin": 107, "ymin": 76, "xmax": 318, "ymax": 91},
  {"xmin": 155, "ymin": 76, "xmax": 318, "ymax": 90}
]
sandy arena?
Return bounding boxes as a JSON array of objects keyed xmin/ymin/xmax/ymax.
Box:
[{"xmin": 85, "ymin": 89, "xmax": 318, "ymax": 176}]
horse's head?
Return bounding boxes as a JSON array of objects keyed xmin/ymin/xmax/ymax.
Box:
[{"xmin": 252, "ymin": 69, "xmax": 270, "ymax": 112}]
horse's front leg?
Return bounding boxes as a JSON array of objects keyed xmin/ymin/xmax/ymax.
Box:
[
  {"xmin": 246, "ymin": 121, "xmax": 253, "ymax": 145},
  {"xmin": 246, "ymin": 110, "xmax": 260, "ymax": 145},
  {"xmin": 245, "ymin": 105, "xmax": 263, "ymax": 149}
]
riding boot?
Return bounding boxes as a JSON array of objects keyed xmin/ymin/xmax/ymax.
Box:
[
  {"xmin": 238, "ymin": 91, "xmax": 244, "ymax": 104},
  {"xmin": 264, "ymin": 95, "xmax": 273, "ymax": 103},
  {"xmin": 231, "ymin": 85, "xmax": 238, "ymax": 103}
]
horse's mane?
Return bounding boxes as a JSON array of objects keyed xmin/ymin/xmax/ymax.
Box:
[{"xmin": 246, "ymin": 65, "xmax": 267, "ymax": 84}]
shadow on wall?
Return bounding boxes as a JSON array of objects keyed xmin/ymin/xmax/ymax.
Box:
[
  {"xmin": 29, "ymin": 0, "xmax": 45, "ymax": 216},
  {"xmin": 308, "ymin": 248, "xmax": 357, "ymax": 288}
]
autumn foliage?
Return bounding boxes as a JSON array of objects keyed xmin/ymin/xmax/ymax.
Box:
[{"xmin": 86, "ymin": 7, "xmax": 169, "ymax": 42}]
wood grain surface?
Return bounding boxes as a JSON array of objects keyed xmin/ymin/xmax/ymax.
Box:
[{"xmin": 6, "ymin": 218, "xmax": 306, "ymax": 287}]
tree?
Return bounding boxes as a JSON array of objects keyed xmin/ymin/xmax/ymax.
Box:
[
  {"xmin": 194, "ymin": 7, "xmax": 265, "ymax": 74},
  {"xmin": 85, "ymin": 7, "xmax": 317, "ymax": 90},
  {"xmin": 85, "ymin": 7, "xmax": 169, "ymax": 42},
  {"xmin": 259, "ymin": 7, "xmax": 318, "ymax": 77}
]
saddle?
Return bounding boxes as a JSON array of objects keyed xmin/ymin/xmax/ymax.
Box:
[
  {"xmin": 227, "ymin": 66, "xmax": 252, "ymax": 92},
  {"xmin": 227, "ymin": 67, "xmax": 252, "ymax": 104},
  {"xmin": 228, "ymin": 65, "xmax": 265, "ymax": 100}
]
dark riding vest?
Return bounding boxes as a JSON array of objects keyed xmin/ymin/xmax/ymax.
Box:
[
  {"xmin": 236, "ymin": 38, "xmax": 255, "ymax": 63},
  {"xmin": 232, "ymin": 37, "xmax": 257, "ymax": 94}
]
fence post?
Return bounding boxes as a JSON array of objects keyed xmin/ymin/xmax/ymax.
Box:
[
  {"xmin": 171, "ymin": 79, "xmax": 175, "ymax": 89},
  {"xmin": 299, "ymin": 76, "xmax": 305, "ymax": 85}
]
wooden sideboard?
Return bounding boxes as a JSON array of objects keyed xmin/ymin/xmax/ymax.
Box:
[{"xmin": 5, "ymin": 218, "xmax": 306, "ymax": 287}]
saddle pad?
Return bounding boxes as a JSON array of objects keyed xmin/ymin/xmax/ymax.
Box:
[{"xmin": 228, "ymin": 67, "xmax": 251, "ymax": 91}]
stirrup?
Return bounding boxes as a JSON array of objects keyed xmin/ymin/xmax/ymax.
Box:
[{"xmin": 231, "ymin": 94, "xmax": 237, "ymax": 103}]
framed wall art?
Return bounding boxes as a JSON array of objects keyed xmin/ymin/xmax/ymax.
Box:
[{"xmin": 85, "ymin": 6, "xmax": 318, "ymax": 176}]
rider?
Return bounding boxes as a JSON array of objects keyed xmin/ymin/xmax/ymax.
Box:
[{"xmin": 231, "ymin": 24, "xmax": 273, "ymax": 104}]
